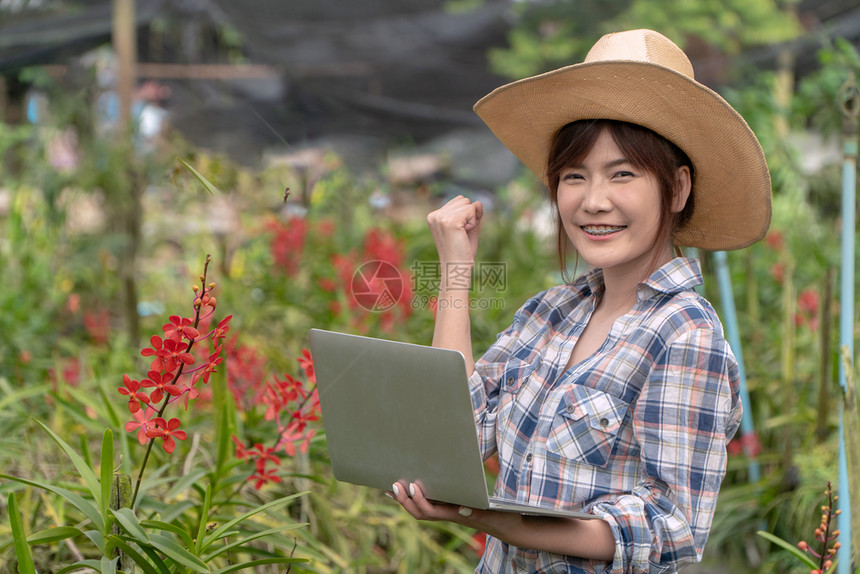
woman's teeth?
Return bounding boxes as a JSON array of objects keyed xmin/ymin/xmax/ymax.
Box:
[{"xmin": 583, "ymin": 225, "xmax": 626, "ymax": 236}]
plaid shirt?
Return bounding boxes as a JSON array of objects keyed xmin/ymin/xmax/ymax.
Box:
[{"xmin": 468, "ymin": 257, "xmax": 741, "ymax": 574}]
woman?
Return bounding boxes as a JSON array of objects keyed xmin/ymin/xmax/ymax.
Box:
[{"xmin": 389, "ymin": 29, "xmax": 771, "ymax": 573}]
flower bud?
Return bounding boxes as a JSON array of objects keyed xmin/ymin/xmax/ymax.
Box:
[
  {"xmin": 824, "ymin": 560, "xmax": 832, "ymax": 569},
  {"xmin": 798, "ymin": 541, "xmax": 808, "ymax": 551},
  {"xmin": 193, "ymin": 285, "xmax": 199, "ymax": 292}
]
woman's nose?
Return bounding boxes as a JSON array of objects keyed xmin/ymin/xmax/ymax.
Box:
[{"xmin": 581, "ymin": 181, "xmax": 612, "ymax": 213}]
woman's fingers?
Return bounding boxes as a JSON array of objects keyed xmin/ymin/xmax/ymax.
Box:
[
  {"xmin": 427, "ymin": 195, "xmax": 483, "ymax": 263},
  {"xmin": 388, "ymin": 481, "xmax": 462, "ymax": 522}
]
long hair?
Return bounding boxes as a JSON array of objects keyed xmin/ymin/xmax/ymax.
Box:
[{"xmin": 545, "ymin": 119, "xmax": 695, "ymax": 283}]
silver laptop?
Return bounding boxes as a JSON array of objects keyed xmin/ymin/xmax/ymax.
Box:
[{"xmin": 308, "ymin": 328, "xmax": 599, "ymax": 520}]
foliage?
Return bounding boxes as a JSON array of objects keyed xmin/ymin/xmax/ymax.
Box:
[{"xmin": 487, "ymin": 0, "xmax": 801, "ymax": 79}]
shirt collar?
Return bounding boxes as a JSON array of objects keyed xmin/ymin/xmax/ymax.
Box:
[{"xmin": 575, "ymin": 257, "xmax": 703, "ymax": 301}]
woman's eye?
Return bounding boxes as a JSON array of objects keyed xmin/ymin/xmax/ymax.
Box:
[
  {"xmin": 613, "ymin": 170, "xmax": 635, "ymax": 179},
  {"xmin": 562, "ymin": 172, "xmax": 584, "ymax": 182}
]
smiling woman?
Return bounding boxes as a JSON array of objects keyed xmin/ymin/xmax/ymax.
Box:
[
  {"xmin": 548, "ymin": 119, "xmax": 695, "ymax": 283},
  {"xmin": 387, "ymin": 29, "xmax": 773, "ymax": 574}
]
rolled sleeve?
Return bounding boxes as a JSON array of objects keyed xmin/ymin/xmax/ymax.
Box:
[
  {"xmin": 467, "ymin": 292, "xmax": 546, "ymax": 460},
  {"xmin": 588, "ymin": 328, "xmax": 741, "ymax": 573}
]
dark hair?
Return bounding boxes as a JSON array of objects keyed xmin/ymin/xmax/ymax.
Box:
[{"xmin": 546, "ymin": 119, "xmax": 695, "ymax": 282}]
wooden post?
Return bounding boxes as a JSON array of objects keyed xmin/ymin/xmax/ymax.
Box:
[
  {"xmin": 112, "ymin": 0, "xmax": 136, "ymax": 133},
  {"xmin": 111, "ymin": 473, "xmax": 135, "ymax": 573},
  {"xmin": 112, "ymin": 0, "xmax": 141, "ymax": 346}
]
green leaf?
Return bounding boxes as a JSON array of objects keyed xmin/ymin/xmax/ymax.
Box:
[
  {"xmin": 203, "ymin": 524, "xmax": 307, "ymax": 561},
  {"xmin": 202, "ymin": 491, "xmax": 308, "ymax": 551},
  {"xmin": 756, "ymin": 530, "xmax": 819, "ymax": 569},
  {"xmin": 112, "ymin": 507, "xmax": 150, "ymax": 542},
  {"xmin": 0, "ymin": 383, "xmax": 50, "ymax": 413},
  {"xmin": 211, "ymin": 558, "xmax": 308, "ymax": 574},
  {"xmin": 140, "ymin": 519, "xmax": 194, "ymax": 547},
  {"xmin": 178, "ymin": 158, "xmax": 221, "ymax": 195},
  {"xmin": 194, "ymin": 484, "xmax": 212, "ymax": 554},
  {"xmin": 8, "ymin": 492, "xmax": 37, "ymax": 574},
  {"xmin": 100, "ymin": 429, "xmax": 114, "ymax": 529},
  {"xmin": 84, "ymin": 529, "xmax": 107, "ymax": 554},
  {"xmin": 165, "ymin": 468, "xmax": 208, "ymax": 500},
  {"xmin": 149, "ymin": 533, "xmax": 210, "ymax": 572},
  {"xmin": 55, "ymin": 560, "xmax": 104, "ymax": 574},
  {"xmin": 105, "ymin": 535, "xmax": 162, "ymax": 574},
  {"xmin": 34, "ymin": 418, "xmax": 103, "ymax": 516},
  {"xmin": 1, "ymin": 473, "xmax": 105, "ymax": 532},
  {"xmin": 136, "ymin": 543, "xmax": 173, "ymax": 574},
  {"xmin": 27, "ymin": 525, "xmax": 85, "ymax": 545}
]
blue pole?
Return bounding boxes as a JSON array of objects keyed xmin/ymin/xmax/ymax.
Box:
[
  {"xmin": 837, "ymin": 74, "xmax": 857, "ymax": 574},
  {"xmin": 713, "ymin": 250, "xmax": 762, "ymax": 483}
]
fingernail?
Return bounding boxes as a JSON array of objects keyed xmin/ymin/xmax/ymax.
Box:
[
  {"xmin": 392, "ymin": 484, "xmax": 400, "ymax": 497},
  {"xmin": 459, "ymin": 507, "xmax": 473, "ymax": 517},
  {"xmin": 384, "ymin": 492, "xmax": 394, "ymax": 499},
  {"xmin": 408, "ymin": 483, "xmax": 416, "ymax": 497}
]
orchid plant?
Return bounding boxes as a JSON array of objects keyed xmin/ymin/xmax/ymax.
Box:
[{"xmin": 3, "ymin": 255, "xmax": 311, "ymax": 573}]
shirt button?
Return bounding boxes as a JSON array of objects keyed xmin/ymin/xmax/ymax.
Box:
[
  {"xmin": 566, "ymin": 404, "xmax": 575, "ymax": 414},
  {"xmin": 599, "ymin": 417, "xmax": 610, "ymax": 428},
  {"xmin": 507, "ymin": 377, "xmax": 515, "ymax": 385},
  {"xmin": 526, "ymin": 454, "xmax": 533, "ymax": 463}
]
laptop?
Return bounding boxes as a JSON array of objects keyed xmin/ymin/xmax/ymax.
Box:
[{"xmin": 308, "ymin": 328, "xmax": 599, "ymax": 520}]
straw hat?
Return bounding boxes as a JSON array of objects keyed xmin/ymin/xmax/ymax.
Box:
[{"xmin": 473, "ymin": 29, "xmax": 772, "ymax": 251}]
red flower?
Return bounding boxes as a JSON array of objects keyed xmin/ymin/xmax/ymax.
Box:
[
  {"xmin": 125, "ymin": 406, "xmax": 157, "ymax": 445},
  {"xmin": 727, "ymin": 431, "xmax": 762, "ymax": 458},
  {"xmin": 179, "ymin": 381, "xmax": 200, "ymax": 410},
  {"xmin": 269, "ymin": 217, "xmax": 308, "ymax": 276},
  {"xmin": 141, "ymin": 335, "xmax": 166, "ymax": 372},
  {"xmin": 248, "ymin": 443, "xmax": 281, "ymax": 469},
  {"xmin": 210, "ymin": 315, "xmax": 232, "ymax": 346},
  {"xmin": 119, "ymin": 374, "xmax": 151, "ymax": 413},
  {"xmin": 798, "ymin": 288, "xmax": 820, "ymax": 315},
  {"xmin": 225, "ymin": 339, "xmax": 269, "ymax": 411},
  {"xmin": 471, "ymin": 532, "xmax": 487, "ymax": 557},
  {"xmin": 278, "ymin": 425, "xmax": 317, "ymax": 457},
  {"xmin": 263, "ymin": 374, "xmax": 307, "ymax": 422},
  {"xmin": 364, "ymin": 228, "xmax": 404, "ymax": 266},
  {"xmin": 157, "ymin": 339, "xmax": 195, "ymax": 373},
  {"xmin": 146, "ymin": 417, "xmax": 187, "ymax": 454},
  {"xmin": 765, "ymin": 230, "xmax": 785, "ymax": 252},
  {"xmin": 142, "ymin": 370, "xmax": 182, "ymax": 403},
  {"xmin": 250, "ymin": 466, "xmax": 282, "ymax": 489},
  {"xmin": 770, "ymin": 262, "xmax": 786, "ymax": 284},
  {"xmin": 297, "ymin": 348, "xmax": 315, "ymax": 382},
  {"xmin": 163, "ymin": 315, "xmax": 200, "ymax": 342},
  {"xmin": 83, "ymin": 309, "xmax": 110, "ymax": 344},
  {"xmin": 192, "ymin": 348, "xmax": 223, "ymax": 385}
]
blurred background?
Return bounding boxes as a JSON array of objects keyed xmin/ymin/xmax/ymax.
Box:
[{"xmin": 2, "ymin": 1, "xmax": 860, "ymax": 573}]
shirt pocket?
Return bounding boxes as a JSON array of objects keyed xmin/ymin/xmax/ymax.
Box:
[
  {"xmin": 546, "ymin": 384, "xmax": 630, "ymax": 467},
  {"xmin": 500, "ymin": 357, "xmax": 537, "ymax": 394}
]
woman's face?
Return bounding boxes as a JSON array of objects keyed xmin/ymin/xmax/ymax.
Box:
[{"xmin": 556, "ymin": 129, "xmax": 675, "ymax": 281}]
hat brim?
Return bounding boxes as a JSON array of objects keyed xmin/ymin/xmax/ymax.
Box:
[{"xmin": 474, "ymin": 60, "xmax": 772, "ymax": 251}]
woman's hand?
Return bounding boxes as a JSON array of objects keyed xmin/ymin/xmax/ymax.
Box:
[
  {"xmin": 387, "ymin": 481, "xmax": 517, "ymax": 534},
  {"xmin": 386, "ymin": 481, "xmax": 616, "ymax": 561},
  {"xmin": 426, "ymin": 195, "xmax": 483, "ymax": 266}
]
